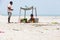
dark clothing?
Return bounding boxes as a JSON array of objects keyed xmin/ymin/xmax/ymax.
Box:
[{"xmin": 8, "ymin": 12, "xmax": 12, "ymax": 23}]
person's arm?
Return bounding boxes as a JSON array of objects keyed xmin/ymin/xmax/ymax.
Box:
[
  {"xmin": 8, "ymin": 7, "xmax": 11, "ymax": 10},
  {"xmin": 8, "ymin": 7, "xmax": 13, "ymax": 11}
]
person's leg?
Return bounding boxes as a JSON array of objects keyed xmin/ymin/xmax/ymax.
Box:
[
  {"xmin": 8, "ymin": 12, "xmax": 10, "ymax": 23},
  {"xmin": 9, "ymin": 13, "xmax": 12, "ymax": 23},
  {"xmin": 8, "ymin": 12, "xmax": 12, "ymax": 23}
]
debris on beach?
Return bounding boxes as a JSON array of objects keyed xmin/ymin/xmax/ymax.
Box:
[
  {"xmin": 39, "ymin": 31, "xmax": 44, "ymax": 33},
  {"xmin": 44, "ymin": 28, "xmax": 49, "ymax": 30},
  {"xmin": 51, "ymin": 22, "xmax": 58, "ymax": 24},
  {"xmin": 32, "ymin": 23, "xmax": 52, "ymax": 27},
  {"xmin": 0, "ymin": 31, "xmax": 4, "ymax": 33},
  {"xmin": 51, "ymin": 28, "xmax": 60, "ymax": 30},
  {"xmin": 35, "ymin": 30, "xmax": 44, "ymax": 33},
  {"xmin": 12, "ymin": 29, "xmax": 20, "ymax": 31},
  {"xmin": 32, "ymin": 24, "xmax": 42, "ymax": 27},
  {"xmin": 56, "ymin": 28, "xmax": 60, "ymax": 30}
]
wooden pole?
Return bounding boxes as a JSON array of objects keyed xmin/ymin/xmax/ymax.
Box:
[
  {"xmin": 18, "ymin": 7, "xmax": 21, "ymax": 23},
  {"xmin": 24, "ymin": 10, "xmax": 26, "ymax": 18},
  {"xmin": 35, "ymin": 7, "xmax": 37, "ymax": 18},
  {"xmin": 32, "ymin": 6, "xmax": 33, "ymax": 14}
]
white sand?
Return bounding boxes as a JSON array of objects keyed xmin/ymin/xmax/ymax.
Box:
[{"xmin": 0, "ymin": 15, "xmax": 60, "ymax": 40}]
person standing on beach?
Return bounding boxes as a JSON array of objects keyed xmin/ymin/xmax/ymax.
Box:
[
  {"xmin": 28, "ymin": 14, "xmax": 35, "ymax": 23},
  {"xmin": 7, "ymin": 1, "xmax": 13, "ymax": 23}
]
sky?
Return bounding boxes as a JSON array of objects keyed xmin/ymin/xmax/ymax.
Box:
[{"xmin": 0, "ymin": 0, "xmax": 60, "ymax": 16}]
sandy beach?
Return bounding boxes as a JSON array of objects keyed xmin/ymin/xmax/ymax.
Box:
[{"xmin": 0, "ymin": 15, "xmax": 60, "ymax": 40}]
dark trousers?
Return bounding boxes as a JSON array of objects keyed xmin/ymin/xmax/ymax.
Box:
[{"xmin": 8, "ymin": 12, "xmax": 12, "ymax": 23}]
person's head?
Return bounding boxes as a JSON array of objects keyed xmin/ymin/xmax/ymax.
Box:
[
  {"xmin": 30, "ymin": 14, "xmax": 34, "ymax": 18},
  {"xmin": 10, "ymin": 1, "xmax": 13, "ymax": 5}
]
